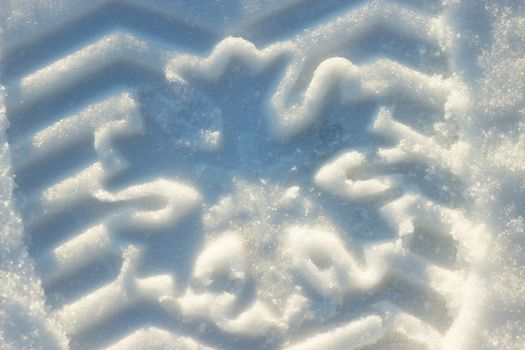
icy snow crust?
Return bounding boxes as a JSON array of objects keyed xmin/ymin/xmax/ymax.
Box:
[{"xmin": 1, "ymin": 0, "xmax": 524, "ymax": 349}]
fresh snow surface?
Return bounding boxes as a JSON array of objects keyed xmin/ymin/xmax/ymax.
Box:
[{"xmin": 1, "ymin": 0, "xmax": 524, "ymax": 349}]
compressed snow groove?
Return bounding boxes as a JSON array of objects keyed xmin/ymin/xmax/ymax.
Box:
[{"xmin": 2, "ymin": 0, "xmax": 491, "ymax": 349}]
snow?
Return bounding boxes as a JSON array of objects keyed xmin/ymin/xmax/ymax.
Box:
[
  {"xmin": 0, "ymin": 47, "xmax": 67, "ymax": 349},
  {"xmin": 1, "ymin": 0, "xmax": 525, "ymax": 349},
  {"xmin": 314, "ymin": 150, "xmax": 392, "ymax": 200},
  {"xmin": 284, "ymin": 316, "xmax": 384, "ymax": 350}
]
